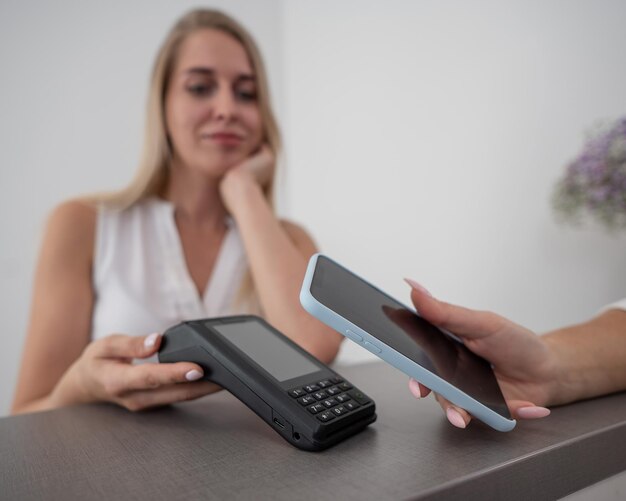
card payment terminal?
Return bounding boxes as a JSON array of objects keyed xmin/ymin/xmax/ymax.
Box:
[{"xmin": 158, "ymin": 315, "xmax": 376, "ymax": 451}]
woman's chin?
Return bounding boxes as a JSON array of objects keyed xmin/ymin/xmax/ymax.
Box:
[
  {"xmin": 186, "ymin": 156, "xmax": 244, "ymax": 176},
  {"xmin": 175, "ymin": 146, "xmax": 254, "ymax": 177},
  {"xmin": 208, "ymin": 149, "xmax": 249, "ymax": 170}
]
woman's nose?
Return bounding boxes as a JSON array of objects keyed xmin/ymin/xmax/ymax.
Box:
[{"xmin": 213, "ymin": 88, "xmax": 237, "ymax": 121}]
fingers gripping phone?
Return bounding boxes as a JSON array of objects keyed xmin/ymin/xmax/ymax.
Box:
[{"xmin": 300, "ymin": 254, "xmax": 516, "ymax": 432}]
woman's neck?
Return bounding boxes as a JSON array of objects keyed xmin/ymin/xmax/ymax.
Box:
[{"xmin": 162, "ymin": 160, "xmax": 228, "ymax": 230}]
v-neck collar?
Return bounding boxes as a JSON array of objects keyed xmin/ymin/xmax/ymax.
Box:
[{"xmin": 151, "ymin": 197, "xmax": 239, "ymax": 319}]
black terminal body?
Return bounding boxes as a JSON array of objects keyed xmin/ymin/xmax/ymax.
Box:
[{"xmin": 158, "ymin": 315, "xmax": 376, "ymax": 451}]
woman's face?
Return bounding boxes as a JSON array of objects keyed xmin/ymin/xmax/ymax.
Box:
[{"xmin": 165, "ymin": 29, "xmax": 263, "ymax": 176}]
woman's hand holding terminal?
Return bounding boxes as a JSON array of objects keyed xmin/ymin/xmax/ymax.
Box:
[{"xmin": 49, "ymin": 333, "xmax": 220, "ymax": 411}]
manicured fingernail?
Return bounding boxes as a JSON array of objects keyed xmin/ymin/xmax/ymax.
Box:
[
  {"xmin": 517, "ymin": 406, "xmax": 551, "ymax": 419},
  {"xmin": 408, "ymin": 378, "xmax": 422, "ymax": 399},
  {"xmin": 144, "ymin": 333, "xmax": 159, "ymax": 349},
  {"xmin": 446, "ymin": 407, "xmax": 467, "ymax": 428},
  {"xmin": 185, "ymin": 369, "xmax": 203, "ymax": 381},
  {"xmin": 404, "ymin": 278, "xmax": 432, "ymax": 297}
]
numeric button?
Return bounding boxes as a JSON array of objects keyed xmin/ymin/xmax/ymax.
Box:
[
  {"xmin": 332, "ymin": 406, "xmax": 348, "ymax": 416},
  {"xmin": 313, "ymin": 391, "xmax": 329, "ymax": 401},
  {"xmin": 307, "ymin": 403, "xmax": 325, "ymax": 414},
  {"xmin": 317, "ymin": 411, "xmax": 335, "ymax": 422},
  {"xmin": 298, "ymin": 395, "xmax": 316, "ymax": 406},
  {"xmin": 323, "ymin": 398, "xmax": 339, "ymax": 408}
]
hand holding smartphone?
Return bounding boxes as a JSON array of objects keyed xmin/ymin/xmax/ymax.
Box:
[{"xmin": 300, "ymin": 254, "xmax": 516, "ymax": 432}]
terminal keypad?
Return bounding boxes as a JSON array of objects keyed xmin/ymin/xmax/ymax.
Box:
[{"xmin": 289, "ymin": 377, "xmax": 372, "ymax": 423}]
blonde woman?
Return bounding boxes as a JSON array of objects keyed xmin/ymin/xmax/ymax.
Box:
[{"xmin": 11, "ymin": 9, "xmax": 342, "ymax": 415}]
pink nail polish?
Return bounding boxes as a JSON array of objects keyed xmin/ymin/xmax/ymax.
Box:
[
  {"xmin": 185, "ymin": 369, "xmax": 203, "ymax": 381},
  {"xmin": 404, "ymin": 278, "xmax": 432, "ymax": 297},
  {"xmin": 408, "ymin": 378, "xmax": 422, "ymax": 399},
  {"xmin": 144, "ymin": 333, "xmax": 159, "ymax": 349},
  {"xmin": 446, "ymin": 407, "xmax": 467, "ymax": 428},
  {"xmin": 517, "ymin": 406, "xmax": 551, "ymax": 419}
]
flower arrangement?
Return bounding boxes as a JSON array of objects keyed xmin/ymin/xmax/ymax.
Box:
[{"xmin": 553, "ymin": 117, "xmax": 626, "ymax": 230}]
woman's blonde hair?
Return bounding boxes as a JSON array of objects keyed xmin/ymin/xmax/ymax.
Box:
[
  {"xmin": 96, "ymin": 8, "xmax": 281, "ymax": 209},
  {"xmin": 93, "ymin": 9, "xmax": 281, "ymax": 313}
]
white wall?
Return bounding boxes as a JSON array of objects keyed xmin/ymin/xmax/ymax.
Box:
[
  {"xmin": 282, "ymin": 0, "xmax": 626, "ymax": 364},
  {"xmin": 2, "ymin": 0, "xmax": 626, "ymax": 414},
  {"xmin": 0, "ymin": 0, "xmax": 284, "ymax": 415}
]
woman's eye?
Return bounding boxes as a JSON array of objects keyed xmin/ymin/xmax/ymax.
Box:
[
  {"xmin": 187, "ymin": 83, "xmax": 214, "ymax": 97},
  {"xmin": 236, "ymin": 89, "xmax": 257, "ymax": 102}
]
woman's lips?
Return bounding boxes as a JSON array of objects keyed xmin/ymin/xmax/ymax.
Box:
[{"xmin": 203, "ymin": 132, "xmax": 244, "ymax": 146}]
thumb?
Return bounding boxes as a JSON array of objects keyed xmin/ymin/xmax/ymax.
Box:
[{"xmin": 90, "ymin": 333, "xmax": 162, "ymax": 360}]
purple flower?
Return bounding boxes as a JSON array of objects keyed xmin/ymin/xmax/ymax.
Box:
[{"xmin": 553, "ymin": 116, "xmax": 626, "ymax": 230}]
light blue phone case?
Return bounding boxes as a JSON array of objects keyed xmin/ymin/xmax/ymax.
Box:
[{"xmin": 300, "ymin": 253, "xmax": 516, "ymax": 432}]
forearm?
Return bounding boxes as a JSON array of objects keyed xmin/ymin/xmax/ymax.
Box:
[
  {"xmin": 11, "ymin": 394, "xmax": 59, "ymax": 415},
  {"xmin": 543, "ymin": 309, "xmax": 626, "ymax": 406},
  {"xmin": 228, "ymin": 182, "xmax": 340, "ymax": 362},
  {"xmin": 12, "ymin": 360, "xmax": 92, "ymax": 415},
  {"xmin": 13, "ymin": 368, "xmax": 93, "ymax": 415}
]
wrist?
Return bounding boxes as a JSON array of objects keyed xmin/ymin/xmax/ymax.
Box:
[
  {"xmin": 49, "ymin": 362, "xmax": 95, "ymax": 408},
  {"xmin": 221, "ymin": 171, "xmax": 265, "ymax": 217},
  {"xmin": 541, "ymin": 332, "xmax": 585, "ymax": 406},
  {"xmin": 539, "ymin": 334, "xmax": 564, "ymax": 406}
]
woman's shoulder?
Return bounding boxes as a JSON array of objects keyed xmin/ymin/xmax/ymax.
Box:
[
  {"xmin": 42, "ymin": 199, "xmax": 97, "ymax": 262},
  {"xmin": 47, "ymin": 199, "xmax": 97, "ymax": 235}
]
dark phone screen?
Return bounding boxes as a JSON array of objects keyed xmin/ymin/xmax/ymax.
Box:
[
  {"xmin": 212, "ymin": 320, "xmax": 321, "ymax": 382},
  {"xmin": 310, "ymin": 256, "xmax": 510, "ymax": 418}
]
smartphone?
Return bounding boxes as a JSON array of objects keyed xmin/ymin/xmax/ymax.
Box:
[
  {"xmin": 300, "ymin": 254, "xmax": 516, "ymax": 432},
  {"xmin": 159, "ymin": 315, "xmax": 376, "ymax": 450}
]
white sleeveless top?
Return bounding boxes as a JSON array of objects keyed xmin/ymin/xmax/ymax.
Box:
[{"xmin": 91, "ymin": 197, "xmax": 249, "ymax": 340}]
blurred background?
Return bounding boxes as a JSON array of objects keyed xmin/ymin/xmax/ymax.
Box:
[{"xmin": 1, "ymin": 0, "xmax": 626, "ymax": 416}]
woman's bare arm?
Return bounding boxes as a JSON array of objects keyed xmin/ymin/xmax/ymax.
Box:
[
  {"xmin": 543, "ymin": 308, "xmax": 626, "ymax": 406},
  {"xmin": 220, "ymin": 162, "xmax": 343, "ymax": 363},
  {"xmin": 12, "ymin": 200, "xmax": 218, "ymax": 415},
  {"xmin": 11, "ymin": 200, "xmax": 96, "ymax": 413}
]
